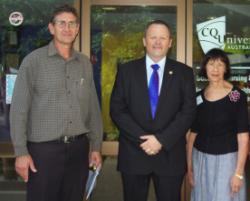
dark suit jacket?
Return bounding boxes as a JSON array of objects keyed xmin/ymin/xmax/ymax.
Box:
[{"xmin": 110, "ymin": 57, "xmax": 196, "ymax": 176}]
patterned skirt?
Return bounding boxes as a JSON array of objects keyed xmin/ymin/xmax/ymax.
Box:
[{"xmin": 191, "ymin": 148, "xmax": 246, "ymax": 201}]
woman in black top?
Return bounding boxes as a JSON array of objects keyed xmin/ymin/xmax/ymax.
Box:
[{"xmin": 187, "ymin": 48, "xmax": 249, "ymax": 201}]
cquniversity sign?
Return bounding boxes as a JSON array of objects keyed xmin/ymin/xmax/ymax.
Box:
[
  {"xmin": 197, "ymin": 16, "xmax": 250, "ymax": 55},
  {"xmin": 196, "ymin": 16, "xmax": 226, "ymax": 53}
]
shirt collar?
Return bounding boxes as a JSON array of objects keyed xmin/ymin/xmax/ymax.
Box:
[
  {"xmin": 48, "ymin": 40, "xmax": 79, "ymax": 61},
  {"xmin": 146, "ymin": 54, "xmax": 166, "ymax": 70}
]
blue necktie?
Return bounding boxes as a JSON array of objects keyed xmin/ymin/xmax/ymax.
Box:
[{"xmin": 149, "ymin": 64, "xmax": 160, "ymax": 119}]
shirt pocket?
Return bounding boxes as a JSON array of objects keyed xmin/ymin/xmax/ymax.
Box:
[{"xmin": 75, "ymin": 77, "xmax": 90, "ymax": 102}]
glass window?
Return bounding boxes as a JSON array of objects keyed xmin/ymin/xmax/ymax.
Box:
[
  {"xmin": 193, "ymin": 2, "xmax": 250, "ymax": 200},
  {"xmin": 193, "ymin": 0, "xmax": 250, "ymax": 98},
  {"xmin": 0, "ymin": 1, "xmax": 79, "ymax": 199}
]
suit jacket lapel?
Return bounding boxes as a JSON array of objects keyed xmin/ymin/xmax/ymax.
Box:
[
  {"xmin": 135, "ymin": 57, "xmax": 152, "ymax": 119},
  {"xmin": 155, "ymin": 59, "xmax": 175, "ymax": 118}
]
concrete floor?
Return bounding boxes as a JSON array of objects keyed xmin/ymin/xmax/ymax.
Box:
[
  {"xmin": 0, "ymin": 180, "xmax": 26, "ymax": 201},
  {"xmin": 0, "ymin": 157, "xmax": 155, "ymax": 201},
  {"xmin": 0, "ymin": 157, "xmax": 250, "ymax": 201},
  {"xmin": 90, "ymin": 157, "xmax": 156, "ymax": 201}
]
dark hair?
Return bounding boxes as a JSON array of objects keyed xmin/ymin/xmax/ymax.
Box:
[
  {"xmin": 199, "ymin": 48, "xmax": 231, "ymax": 80},
  {"xmin": 50, "ymin": 4, "xmax": 79, "ymax": 23},
  {"xmin": 144, "ymin": 20, "xmax": 172, "ymax": 38}
]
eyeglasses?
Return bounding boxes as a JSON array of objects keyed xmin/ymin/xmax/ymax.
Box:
[{"xmin": 53, "ymin": 20, "xmax": 78, "ymax": 29}]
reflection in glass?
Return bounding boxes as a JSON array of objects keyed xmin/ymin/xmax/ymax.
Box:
[
  {"xmin": 0, "ymin": 0, "xmax": 79, "ymax": 194},
  {"xmin": 193, "ymin": 0, "xmax": 250, "ymax": 98},
  {"xmin": 0, "ymin": 0, "xmax": 78, "ymax": 142}
]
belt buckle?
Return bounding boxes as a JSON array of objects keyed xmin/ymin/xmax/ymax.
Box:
[{"xmin": 63, "ymin": 136, "xmax": 70, "ymax": 143}]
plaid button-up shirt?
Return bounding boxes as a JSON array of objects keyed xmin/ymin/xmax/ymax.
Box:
[{"xmin": 10, "ymin": 41, "xmax": 103, "ymax": 156}]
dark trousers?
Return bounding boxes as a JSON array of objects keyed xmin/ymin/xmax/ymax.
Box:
[
  {"xmin": 27, "ymin": 135, "xmax": 89, "ymax": 201},
  {"xmin": 121, "ymin": 173, "xmax": 184, "ymax": 201}
]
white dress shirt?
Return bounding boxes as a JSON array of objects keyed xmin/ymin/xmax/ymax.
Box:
[{"xmin": 146, "ymin": 54, "xmax": 166, "ymax": 95}]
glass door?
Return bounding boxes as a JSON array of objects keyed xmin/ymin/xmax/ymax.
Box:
[
  {"xmin": 83, "ymin": 0, "xmax": 187, "ymax": 145},
  {"xmin": 82, "ymin": 0, "xmax": 189, "ymax": 200},
  {"xmin": 191, "ymin": 1, "xmax": 250, "ymax": 200}
]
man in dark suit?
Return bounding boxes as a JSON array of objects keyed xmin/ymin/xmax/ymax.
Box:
[{"xmin": 110, "ymin": 20, "xmax": 196, "ymax": 201}]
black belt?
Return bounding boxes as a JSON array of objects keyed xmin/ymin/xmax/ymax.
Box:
[{"xmin": 57, "ymin": 134, "xmax": 85, "ymax": 143}]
